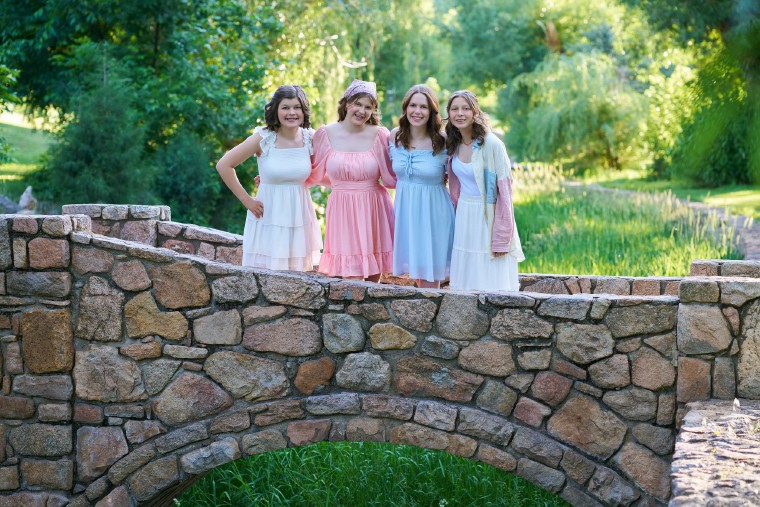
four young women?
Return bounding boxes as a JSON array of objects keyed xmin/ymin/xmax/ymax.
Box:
[{"xmin": 217, "ymin": 81, "xmax": 523, "ymax": 292}]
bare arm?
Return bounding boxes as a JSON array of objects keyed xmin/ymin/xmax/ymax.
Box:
[{"xmin": 216, "ymin": 133, "xmax": 264, "ymax": 217}]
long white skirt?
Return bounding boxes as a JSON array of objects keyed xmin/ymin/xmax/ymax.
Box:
[
  {"xmin": 242, "ymin": 182, "xmax": 322, "ymax": 271},
  {"xmin": 450, "ymin": 195, "xmax": 519, "ymax": 291}
]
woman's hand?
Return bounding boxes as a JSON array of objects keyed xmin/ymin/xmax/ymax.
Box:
[
  {"xmin": 245, "ymin": 196, "xmax": 264, "ymax": 218},
  {"xmin": 493, "ymin": 251, "xmax": 507, "ymax": 257},
  {"xmin": 254, "ymin": 175, "xmax": 261, "ymax": 186}
]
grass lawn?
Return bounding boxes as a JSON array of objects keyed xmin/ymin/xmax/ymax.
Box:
[
  {"xmin": 515, "ymin": 166, "xmax": 741, "ymax": 276},
  {"xmin": 0, "ymin": 120, "xmax": 54, "ymax": 200},
  {"xmin": 175, "ymin": 442, "xmax": 570, "ymax": 507},
  {"xmin": 580, "ymin": 168, "xmax": 760, "ymax": 219}
]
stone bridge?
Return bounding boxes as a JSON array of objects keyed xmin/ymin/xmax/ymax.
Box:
[{"xmin": 0, "ymin": 204, "xmax": 758, "ymax": 507}]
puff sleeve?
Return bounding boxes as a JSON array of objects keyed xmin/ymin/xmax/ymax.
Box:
[
  {"xmin": 374, "ymin": 127, "xmax": 396, "ymax": 189},
  {"xmin": 254, "ymin": 126, "xmax": 275, "ymax": 157},
  {"xmin": 305, "ymin": 126, "xmax": 331, "ymax": 187}
]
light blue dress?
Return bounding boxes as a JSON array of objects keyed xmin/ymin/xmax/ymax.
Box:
[{"xmin": 389, "ymin": 144, "xmax": 455, "ymax": 282}]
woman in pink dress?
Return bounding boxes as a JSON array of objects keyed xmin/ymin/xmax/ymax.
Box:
[{"xmin": 308, "ymin": 80, "xmax": 396, "ymax": 282}]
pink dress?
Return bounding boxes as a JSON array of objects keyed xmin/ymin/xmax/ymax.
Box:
[{"xmin": 308, "ymin": 125, "xmax": 396, "ymax": 277}]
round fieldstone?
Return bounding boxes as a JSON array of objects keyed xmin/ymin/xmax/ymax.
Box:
[
  {"xmin": 259, "ymin": 272, "xmax": 326, "ymax": 310},
  {"xmin": 153, "ymin": 373, "xmax": 233, "ymax": 425},
  {"xmin": 112, "ymin": 260, "xmax": 151, "ymax": 291},
  {"xmin": 204, "ymin": 351, "xmax": 289, "ymax": 401},
  {"xmin": 244, "ymin": 318, "xmax": 322, "ymax": 356},
  {"xmin": 394, "ymin": 355, "xmax": 484, "ymax": 402},
  {"xmin": 212, "ymin": 274, "xmax": 258, "ymax": 304},
  {"xmin": 295, "ymin": 357, "xmax": 336, "ymax": 395},
  {"xmin": 677, "ymin": 304, "xmax": 732, "ymax": 354},
  {"xmin": 193, "ymin": 310, "xmax": 242, "ymax": 345},
  {"xmin": 588, "ymin": 354, "xmax": 631, "ymax": 389},
  {"xmin": 491, "ymin": 308, "xmax": 553, "ymax": 340},
  {"xmin": 556, "ymin": 322, "xmax": 614, "ymax": 365},
  {"xmin": 335, "ymin": 353, "xmax": 391, "ymax": 392},
  {"xmin": 74, "ymin": 345, "xmax": 146, "ymax": 402},
  {"xmin": 390, "ymin": 299, "xmax": 438, "ymax": 332},
  {"xmin": 150, "ymin": 261, "xmax": 210, "ymax": 309},
  {"xmin": 323, "ymin": 314, "xmax": 365, "ymax": 353},
  {"xmin": 369, "ymin": 323, "xmax": 416, "ymax": 350},
  {"xmin": 631, "ymin": 347, "xmax": 675, "ymax": 390},
  {"xmin": 547, "ymin": 394, "xmax": 627, "ymax": 459},
  {"xmin": 435, "ymin": 294, "xmax": 489, "ymax": 341},
  {"xmin": 602, "ymin": 387, "xmax": 658, "ymax": 421},
  {"xmin": 458, "ymin": 341, "xmax": 516, "ymax": 377}
]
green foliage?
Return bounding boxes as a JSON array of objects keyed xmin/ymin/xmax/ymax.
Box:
[
  {"xmin": 511, "ymin": 52, "xmax": 647, "ymax": 169},
  {"xmin": 448, "ymin": 0, "xmax": 546, "ymax": 92},
  {"xmin": 153, "ymin": 129, "xmax": 220, "ymax": 226},
  {"xmin": 668, "ymin": 34, "xmax": 758, "ymax": 186},
  {"xmin": 36, "ymin": 52, "xmax": 156, "ymax": 205},
  {"xmin": 175, "ymin": 442, "xmax": 570, "ymax": 507},
  {"xmin": 618, "ymin": 0, "xmax": 734, "ymax": 44}
]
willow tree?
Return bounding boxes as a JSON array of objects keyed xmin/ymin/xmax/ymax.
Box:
[{"xmin": 513, "ymin": 52, "xmax": 647, "ymax": 169}]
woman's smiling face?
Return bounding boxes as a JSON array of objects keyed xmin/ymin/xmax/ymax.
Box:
[
  {"xmin": 448, "ymin": 96, "xmax": 474, "ymax": 131},
  {"xmin": 346, "ymin": 96, "xmax": 375, "ymax": 126}
]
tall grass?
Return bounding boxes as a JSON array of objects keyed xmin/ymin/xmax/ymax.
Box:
[
  {"xmin": 175, "ymin": 442, "xmax": 569, "ymax": 507},
  {"xmin": 513, "ymin": 163, "xmax": 741, "ymax": 276}
]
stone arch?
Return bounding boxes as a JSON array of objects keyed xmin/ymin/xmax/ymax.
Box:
[
  {"xmin": 2, "ymin": 208, "xmax": 759, "ymax": 506},
  {"xmin": 94, "ymin": 395, "xmax": 605, "ymax": 506}
]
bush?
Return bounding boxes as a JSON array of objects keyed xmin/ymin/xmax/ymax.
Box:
[
  {"xmin": 40, "ymin": 77, "xmax": 156, "ymax": 205},
  {"xmin": 153, "ymin": 129, "xmax": 221, "ymax": 226}
]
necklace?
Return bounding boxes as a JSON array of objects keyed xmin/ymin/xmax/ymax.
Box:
[{"xmin": 462, "ymin": 139, "xmax": 473, "ymax": 146}]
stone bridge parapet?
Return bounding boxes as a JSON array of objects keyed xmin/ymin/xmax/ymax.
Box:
[{"xmin": 0, "ymin": 206, "xmax": 758, "ymax": 506}]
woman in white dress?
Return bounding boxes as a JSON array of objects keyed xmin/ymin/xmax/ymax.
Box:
[
  {"xmin": 216, "ymin": 85, "xmax": 322, "ymax": 270},
  {"xmin": 445, "ymin": 90, "xmax": 525, "ymax": 291}
]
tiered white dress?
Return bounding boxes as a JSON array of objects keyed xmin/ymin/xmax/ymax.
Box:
[
  {"xmin": 242, "ymin": 127, "xmax": 322, "ymax": 270},
  {"xmin": 450, "ymin": 155, "xmax": 520, "ymax": 291}
]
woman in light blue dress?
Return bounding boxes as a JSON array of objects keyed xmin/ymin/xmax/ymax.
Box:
[{"xmin": 390, "ymin": 85, "xmax": 455, "ymax": 288}]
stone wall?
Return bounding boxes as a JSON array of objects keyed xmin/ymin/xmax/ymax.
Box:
[
  {"xmin": 61, "ymin": 204, "xmax": 243, "ymax": 266},
  {"xmin": 0, "ymin": 206, "xmax": 759, "ymax": 506}
]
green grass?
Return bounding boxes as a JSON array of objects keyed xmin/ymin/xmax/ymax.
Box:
[
  {"xmin": 175, "ymin": 442, "xmax": 570, "ymax": 507},
  {"xmin": 0, "ymin": 121, "xmax": 54, "ymax": 200},
  {"xmin": 580, "ymin": 168, "xmax": 760, "ymax": 219},
  {"xmin": 514, "ymin": 165, "xmax": 741, "ymax": 277}
]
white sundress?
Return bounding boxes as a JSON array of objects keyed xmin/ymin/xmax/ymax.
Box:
[
  {"xmin": 449, "ymin": 155, "xmax": 520, "ymax": 291},
  {"xmin": 242, "ymin": 127, "xmax": 322, "ymax": 271}
]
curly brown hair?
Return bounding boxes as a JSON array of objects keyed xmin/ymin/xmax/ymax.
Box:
[
  {"xmin": 337, "ymin": 92, "xmax": 381, "ymax": 125},
  {"xmin": 263, "ymin": 85, "xmax": 311, "ymax": 131},
  {"xmin": 394, "ymin": 85, "xmax": 445, "ymax": 155},
  {"xmin": 444, "ymin": 90, "xmax": 489, "ymax": 155}
]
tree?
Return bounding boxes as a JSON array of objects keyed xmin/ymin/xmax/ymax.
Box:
[
  {"xmin": 513, "ymin": 52, "xmax": 647, "ymax": 169},
  {"xmin": 447, "ymin": 0, "xmax": 546, "ymax": 92},
  {"xmin": 39, "ymin": 48, "xmax": 156, "ymax": 205}
]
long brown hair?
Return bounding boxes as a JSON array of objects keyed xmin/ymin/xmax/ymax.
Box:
[
  {"xmin": 444, "ymin": 90, "xmax": 489, "ymax": 155},
  {"xmin": 395, "ymin": 85, "xmax": 445, "ymax": 155},
  {"xmin": 337, "ymin": 92, "xmax": 381, "ymax": 125}
]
